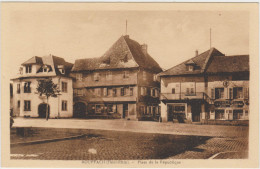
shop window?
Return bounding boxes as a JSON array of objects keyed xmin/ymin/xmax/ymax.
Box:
[
  {"xmin": 233, "ymin": 87, "xmax": 243, "ymax": 99},
  {"xmin": 107, "ymin": 104, "xmax": 113, "ymax": 113},
  {"xmin": 76, "ymin": 73, "xmax": 82, "ymax": 81},
  {"xmin": 62, "ymin": 100, "xmax": 67, "ymax": 111},
  {"xmin": 24, "ymin": 100, "xmax": 31, "ymax": 111},
  {"xmin": 24, "ymin": 82, "xmax": 31, "ymax": 93},
  {"xmin": 215, "ymin": 109, "xmax": 225, "ymax": 120},
  {"xmin": 94, "ymin": 73, "xmax": 100, "ymax": 81},
  {"xmin": 215, "ymin": 88, "xmax": 224, "ymax": 99},
  {"xmin": 25, "ymin": 65, "xmax": 32, "ymax": 73},
  {"xmin": 140, "ymin": 106, "xmax": 145, "ymax": 115},
  {"xmin": 95, "ymin": 105, "xmax": 102, "ymax": 114},
  {"xmin": 62, "ymin": 82, "xmax": 67, "ymax": 93},
  {"xmin": 17, "ymin": 84, "xmax": 20, "ymax": 94},
  {"xmin": 233, "ymin": 109, "xmax": 243, "ymax": 120}
]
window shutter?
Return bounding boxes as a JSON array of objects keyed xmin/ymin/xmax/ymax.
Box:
[
  {"xmin": 244, "ymin": 87, "xmax": 249, "ymax": 99},
  {"xmin": 211, "ymin": 88, "xmax": 215, "ymax": 99},
  {"xmin": 229, "ymin": 88, "xmax": 233, "ymax": 99},
  {"xmin": 141, "ymin": 87, "xmax": 144, "ymax": 95}
]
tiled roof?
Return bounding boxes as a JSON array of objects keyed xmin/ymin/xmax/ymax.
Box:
[
  {"xmin": 206, "ymin": 55, "xmax": 249, "ymax": 73},
  {"xmin": 72, "ymin": 35, "xmax": 162, "ymax": 73},
  {"xmin": 13, "ymin": 55, "xmax": 73, "ymax": 79},
  {"xmin": 22, "ymin": 56, "xmax": 43, "ymax": 65},
  {"xmin": 158, "ymin": 47, "xmax": 249, "ymax": 76}
]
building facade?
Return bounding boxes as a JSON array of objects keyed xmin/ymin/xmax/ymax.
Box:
[
  {"xmin": 158, "ymin": 48, "xmax": 249, "ymax": 124},
  {"xmin": 71, "ymin": 35, "xmax": 162, "ymax": 120},
  {"xmin": 11, "ymin": 55, "xmax": 73, "ymax": 118}
]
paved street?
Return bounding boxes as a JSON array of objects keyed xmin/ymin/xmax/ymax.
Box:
[
  {"xmin": 13, "ymin": 118, "xmax": 248, "ymax": 138},
  {"xmin": 10, "ymin": 118, "xmax": 249, "ymax": 160}
]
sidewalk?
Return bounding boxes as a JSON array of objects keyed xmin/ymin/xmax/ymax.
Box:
[{"xmin": 13, "ymin": 118, "xmax": 248, "ymax": 138}]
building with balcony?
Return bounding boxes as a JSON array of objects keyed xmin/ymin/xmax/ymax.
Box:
[
  {"xmin": 71, "ymin": 35, "xmax": 162, "ymax": 120},
  {"xmin": 158, "ymin": 48, "xmax": 249, "ymax": 124},
  {"xmin": 11, "ymin": 55, "xmax": 73, "ymax": 118}
]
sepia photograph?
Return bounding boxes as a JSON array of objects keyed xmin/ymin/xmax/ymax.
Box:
[{"xmin": 1, "ymin": 2, "xmax": 259, "ymax": 168}]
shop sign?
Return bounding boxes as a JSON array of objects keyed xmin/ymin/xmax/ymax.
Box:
[
  {"xmin": 232, "ymin": 101, "xmax": 244, "ymax": 107},
  {"xmin": 214, "ymin": 101, "xmax": 231, "ymax": 107}
]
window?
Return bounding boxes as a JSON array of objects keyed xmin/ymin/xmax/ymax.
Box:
[
  {"xmin": 103, "ymin": 88, "xmax": 108, "ymax": 96},
  {"xmin": 140, "ymin": 106, "xmax": 145, "ymax": 115},
  {"xmin": 94, "ymin": 73, "xmax": 100, "ymax": 81},
  {"xmin": 113, "ymin": 88, "xmax": 117, "ymax": 97},
  {"xmin": 43, "ymin": 67, "xmax": 48, "ymax": 72},
  {"xmin": 107, "ymin": 88, "xmax": 112, "ymax": 97},
  {"xmin": 17, "ymin": 100, "xmax": 20, "ymax": 108},
  {"xmin": 229, "ymin": 88, "xmax": 233, "ymax": 99},
  {"xmin": 17, "ymin": 84, "xmax": 20, "ymax": 94},
  {"xmin": 245, "ymin": 110, "xmax": 249, "ymax": 116},
  {"xmin": 95, "ymin": 88, "xmax": 101, "ymax": 96},
  {"xmin": 62, "ymin": 82, "xmax": 67, "ymax": 92},
  {"xmin": 143, "ymin": 71, "xmax": 147, "ymax": 80},
  {"xmin": 25, "ymin": 65, "xmax": 32, "ymax": 73},
  {"xmin": 123, "ymin": 71, "xmax": 129, "ymax": 79},
  {"xmin": 215, "ymin": 109, "xmax": 225, "ymax": 120},
  {"xmin": 130, "ymin": 87, "xmax": 134, "ymax": 96},
  {"xmin": 121, "ymin": 88, "xmax": 125, "ymax": 96},
  {"xmin": 61, "ymin": 69, "xmax": 65, "ymax": 74},
  {"xmin": 24, "ymin": 82, "xmax": 31, "ymax": 93},
  {"xmin": 215, "ymin": 88, "xmax": 224, "ymax": 99},
  {"xmin": 106, "ymin": 71, "xmax": 112, "ymax": 80},
  {"xmin": 188, "ymin": 65, "xmax": 193, "ymax": 71},
  {"xmin": 233, "ymin": 87, "xmax": 243, "ymax": 99},
  {"xmin": 62, "ymin": 100, "xmax": 67, "ymax": 111},
  {"xmin": 152, "ymin": 88, "xmax": 156, "ymax": 97},
  {"xmin": 172, "ymin": 88, "xmax": 175, "ymax": 94},
  {"xmin": 107, "ymin": 104, "xmax": 113, "ymax": 112},
  {"xmin": 147, "ymin": 88, "xmax": 151, "ymax": 96},
  {"xmin": 24, "ymin": 100, "xmax": 31, "ymax": 111},
  {"xmin": 153, "ymin": 74, "xmax": 157, "ymax": 81},
  {"xmin": 76, "ymin": 73, "xmax": 82, "ymax": 81},
  {"xmin": 233, "ymin": 109, "xmax": 243, "ymax": 120},
  {"xmin": 75, "ymin": 89, "xmax": 83, "ymax": 96},
  {"xmin": 95, "ymin": 105, "xmax": 102, "ymax": 114}
]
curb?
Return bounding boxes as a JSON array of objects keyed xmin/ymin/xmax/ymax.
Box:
[{"xmin": 11, "ymin": 134, "xmax": 86, "ymax": 147}]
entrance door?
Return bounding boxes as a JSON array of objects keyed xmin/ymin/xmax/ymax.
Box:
[
  {"xmin": 123, "ymin": 104, "xmax": 128, "ymax": 118},
  {"xmin": 38, "ymin": 104, "xmax": 50, "ymax": 118},
  {"xmin": 191, "ymin": 102, "xmax": 201, "ymax": 122},
  {"xmin": 73, "ymin": 102, "xmax": 86, "ymax": 118}
]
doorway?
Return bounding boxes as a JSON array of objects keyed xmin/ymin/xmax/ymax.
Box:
[
  {"xmin": 123, "ymin": 104, "xmax": 128, "ymax": 118},
  {"xmin": 73, "ymin": 102, "xmax": 86, "ymax": 118},
  {"xmin": 38, "ymin": 103, "xmax": 50, "ymax": 118},
  {"xmin": 191, "ymin": 102, "xmax": 201, "ymax": 122}
]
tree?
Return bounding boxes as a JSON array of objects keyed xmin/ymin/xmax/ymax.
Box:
[{"xmin": 36, "ymin": 79, "xmax": 60, "ymax": 120}]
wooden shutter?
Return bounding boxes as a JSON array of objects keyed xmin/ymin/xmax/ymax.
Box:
[
  {"xmin": 244, "ymin": 87, "xmax": 249, "ymax": 99},
  {"xmin": 211, "ymin": 88, "xmax": 215, "ymax": 99}
]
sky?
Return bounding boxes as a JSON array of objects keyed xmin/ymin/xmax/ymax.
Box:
[{"xmin": 3, "ymin": 6, "xmax": 249, "ymax": 78}]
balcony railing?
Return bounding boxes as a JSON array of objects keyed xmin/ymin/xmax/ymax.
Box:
[{"xmin": 160, "ymin": 92, "xmax": 212, "ymax": 102}]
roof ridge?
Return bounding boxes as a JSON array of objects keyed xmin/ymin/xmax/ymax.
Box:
[{"xmin": 122, "ymin": 36, "xmax": 140, "ymax": 67}]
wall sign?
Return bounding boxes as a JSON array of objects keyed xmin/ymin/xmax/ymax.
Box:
[{"xmin": 214, "ymin": 100, "xmax": 245, "ymax": 108}]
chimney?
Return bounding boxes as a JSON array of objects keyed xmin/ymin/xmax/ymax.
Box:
[
  {"xmin": 124, "ymin": 35, "xmax": 129, "ymax": 39},
  {"xmin": 141, "ymin": 44, "xmax": 148, "ymax": 55},
  {"xmin": 195, "ymin": 50, "xmax": 199, "ymax": 56}
]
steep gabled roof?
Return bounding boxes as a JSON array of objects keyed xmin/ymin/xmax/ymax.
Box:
[
  {"xmin": 206, "ymin": 55, "xmax": 249, "ymax": 73},
  {"xmin": 22, "ymin": 56, "xmax": 43, "ymax": 65},
  {"xmin": 72, "ymin": 35, "xmax": 162, "ymax": 73}
]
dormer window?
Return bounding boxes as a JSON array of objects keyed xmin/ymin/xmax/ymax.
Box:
[
  {"xmin": 185, "ymin": 60, "xmax": 196, "ymax": 72},
  {"xmin": 43, "ymin": 65, "xmax": 48, "ymax": 72},
  {"xmin": 57, "ymin": 65, "xmax": 65, "ymax": 74},
  {"xmin": 25, "ymin": 65, "xmax": 32, "ymax": 73},
  {"xmin": 188, "ymin": 65, "xmax": 194, "ymax": 71}
]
